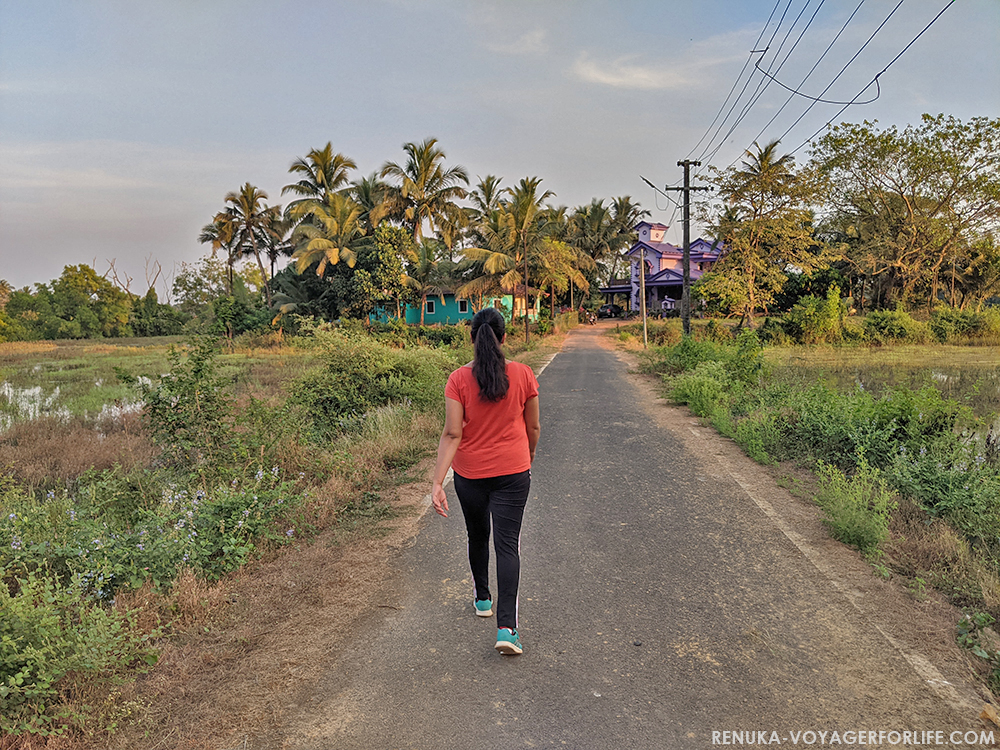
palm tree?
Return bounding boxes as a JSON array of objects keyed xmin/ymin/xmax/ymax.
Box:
[
  {"xmin": 469, "ymin": 175, "xmax": 505, "ymax": 220},
  {"xmin": 282, "ymin": 144, "xmax": 357, "ymax": 212},
  {"xmin": 462, "ymin": 177, "xmax": 555, "ymax": 340},
  {"xmin": 507, "ymin": 177, "xmax": 556, "ymax": 339},
  {"xmin": 402, "ymin": 241, "xmax": 448, "ymax": 325},
  {"xmin": 198, "ymin": 216, "xmax": 239, "ymax": 295},
  {"xmin": 348, "ymin": 172, "xmax": 393, "ymax": 233},
  {"xmin": 289, "ymin": 192, "xmax": 366, "ymax": 277},
  {"xmin": 608, "ymin": 196, "xmax": 649, "ymax": 281},
  {"xmin": 381, "ymin": 138, "xmax": 469, "ymax": 243},
  {"xmin": 535, "ymin": 239, "xmax": 595, "ymax": 318},
  {"xmin": 219, "ymin": 183, "xmax": 282, "ymax": 307}
]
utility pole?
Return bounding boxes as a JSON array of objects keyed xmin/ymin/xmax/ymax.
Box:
[
  {"xmin": 639, "ymin": 250, "xmax": 648, "ymax": 348},
  {"xmin": 666, "ymin": 160, "xmax": 711, "ymax": 336}
]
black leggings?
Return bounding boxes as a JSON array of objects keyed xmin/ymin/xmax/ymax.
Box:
[{"xmin": 453, "ymin": 470, "xmax": 530, "ymax": 630}]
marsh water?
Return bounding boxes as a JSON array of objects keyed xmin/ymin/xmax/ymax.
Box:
[{"xmin": 767, "ymin": 345, "xmax": 1000, "ymax": 419}]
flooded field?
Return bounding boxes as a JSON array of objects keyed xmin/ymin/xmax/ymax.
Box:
[{"xmin": 767, "ymin": 345, "xmax": 1000, "ymax": 419}]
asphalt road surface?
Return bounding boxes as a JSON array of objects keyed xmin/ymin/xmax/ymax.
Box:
[{"xmin": 275, "ymin": 325, "xmax": 976, "ymax": 749}]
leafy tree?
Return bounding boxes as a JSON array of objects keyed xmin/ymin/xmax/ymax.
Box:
[
  {"xmin": 381, "ymin": 137, "xmax": 469, "ymax": 243},
  {"xmin": 701, "ymin": 140, "xmax": 828, "ymax": 327},
  {"xmin": 130, "ymin": 288, "xmax": 188, "ymax": 337},
  {"xmin": 810, "ymin": 115, "xmax": 1000, "ymax": 311}
]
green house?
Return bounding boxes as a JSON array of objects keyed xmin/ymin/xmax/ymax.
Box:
[{"xmin": 401, "ymin": 292, "xmax": 540, "ymax": 325}]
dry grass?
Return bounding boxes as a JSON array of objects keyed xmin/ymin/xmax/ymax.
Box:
[
  {"xmin": 0, "ymin": 342, "xmax": 58, "ymax": 358},
  {"xmin": 0, "ymin": 415, "xmax": 157, "ymax": 487},
  {"xmin": 885, "ymin": 496, "xmax": 1000, "ymax": 616}
]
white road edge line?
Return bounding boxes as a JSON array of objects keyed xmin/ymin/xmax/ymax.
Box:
[
  {"xmin": 691, "ymin": 425, "xmax": 973, "ymax": 715},
  {"xmin": 536, "ymin": 352, "xmax": 558, "ymax": 377}
]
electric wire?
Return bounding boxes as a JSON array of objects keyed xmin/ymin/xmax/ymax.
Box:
[
  {"xmin": 699, "ymin": 0, "xmax": 829, "ymax": 170},
  {"xmin": 785, "ymin": 0, "xmax": 956, "ymax": 156},
  {"xmin": 693, "ymin": 0, "xmax": 797, "ymax": 166},
  {"xmin": 730, "ymin": 0, "xmax": 866, "ymax": 170},
  {"xmin": 684, "ymin": 0, "xmax": 784, "ymax": 160},
  {"xmin": 768, "ymin": 0, "xmax": 906, "ymax": 151}
]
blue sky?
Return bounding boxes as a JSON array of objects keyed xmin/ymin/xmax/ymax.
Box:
[{"xmin": 1, "ymin": 0, "xmax": 997, "ymax": 295}]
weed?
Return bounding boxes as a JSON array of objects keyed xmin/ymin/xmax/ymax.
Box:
[{"xmin": 815, "ymin": 455, "xmax": 897, "ymax": 556}]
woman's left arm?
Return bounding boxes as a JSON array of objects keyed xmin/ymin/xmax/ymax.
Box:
[{"xmin": 524, "ymin": 396, "xmax": 540, "ymax": 464}]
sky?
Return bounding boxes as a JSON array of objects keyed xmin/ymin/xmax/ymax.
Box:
[{"xmin": 1, "ymin": 0, "xmax": 998, "ymax": 297}]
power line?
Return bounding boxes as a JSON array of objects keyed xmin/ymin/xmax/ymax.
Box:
[
  {"xmin": 770, "ymin": 0, "xmax": 906, "ymax": 149},
  {"xmin": 787, "ymin": 0, "xmax": 956, "ymax": 156},
  {"xmin": 699, "ymin": 0, "xmax": 829, "ymax": 169},
  {"xmin": 684, "ymin": 0, "xmax": 784, "ymax": 160},
  {"xmin": 694, "ymin": 0, "xmax": 798, "ymax": 165},
  {"xmin": 732, "ymin": 0, "xmax": 867, "ymax": 167}
]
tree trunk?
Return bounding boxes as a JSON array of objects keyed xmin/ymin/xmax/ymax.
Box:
[
  {"xmin": 420, "ymin": 295, "xmax": 426, "ymax": 326},
  {"xmin": 250, "ymin": 234, "xmax": 272, "ymax": 308},
  {"xmin": 551, "ymin": 282, "xmax": 556, "ymax": 320}
]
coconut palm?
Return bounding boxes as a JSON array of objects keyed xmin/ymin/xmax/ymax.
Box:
[
  {"xmin": 198, "ymin": 216, "xmax": 239, "ymax": 295},
  {"xmin": 469, "ymin": 175, "xmax": 505, "ymax": 220},
  {"xmin": 381, "ymin": 138, "xmax": 469, "ymax": 243},
  {"xmin": 289, "ymin": 192, "xmax": 366, "ymax": 277},
  {"xmin": 402, "ymin": 240, "xmax": 449, "ymax": 325},
  {"xmin": 348, "ymin": 172, "xmax": 393, "ymax": 233},
  {"xmin": 218, "ymin": 183, "xmax": 283, "ymax": 307},
  {"xmin": 283, "ymin": 144, "xmax": 357, "ymax": 210}
]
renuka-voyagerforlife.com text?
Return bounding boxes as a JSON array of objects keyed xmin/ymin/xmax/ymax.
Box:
[{"xmin": 712, "ymin": 730, "xmax": 996, "ymax": 746}]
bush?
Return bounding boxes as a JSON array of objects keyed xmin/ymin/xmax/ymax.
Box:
[
  {"xmin": 0, "ymin": 569, "xmax": 154, "ymax": 736},
  {"xmin": 816, "ymin": 456, "xmax": 897, "ymax": 555},
  {"xmin": 670, "ymin": 360, "xmax": 730, "ymax": 417},
  {"xmin": 863, "ymin": 309, "xmax": 929, "ymax": 344},
  {"xmin": 783, "ymin": 286, "xmax": 845, "ymax": 344},
  {"xmin": 293, "ymin": 333, "xmax": 456, "ymax": 439}
]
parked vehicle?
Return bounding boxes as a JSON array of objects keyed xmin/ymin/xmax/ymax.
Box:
[{"xmin": 597, "ymin": 303, "xmax": 623, "ymax": 319}]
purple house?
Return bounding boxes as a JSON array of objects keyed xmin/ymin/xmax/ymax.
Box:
[{"xmin": 600, "ymin": 222, "xmax": 722, "ymax": 312}]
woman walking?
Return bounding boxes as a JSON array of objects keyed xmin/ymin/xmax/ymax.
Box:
[{"xmin": 431, "ymin": 307, "xmax": 540, "ymax": 655}]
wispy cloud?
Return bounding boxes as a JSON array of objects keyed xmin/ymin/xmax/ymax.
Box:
[
  {"xmin": 573, "ymin": 54, "xmax": 690, "ymax": 90},
  {"xmin": 486, "ymin": 29, "xmax": 547, "ymax": 56}
]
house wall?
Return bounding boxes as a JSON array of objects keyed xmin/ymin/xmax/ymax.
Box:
[{"xmin": 403, "ymin": 295, "xmax": 475, "ymax": 325}]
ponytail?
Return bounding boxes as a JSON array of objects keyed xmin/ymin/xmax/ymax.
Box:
[{"xmin": 470, "ymin": 307, "xmax": 509, "ymax": 402}]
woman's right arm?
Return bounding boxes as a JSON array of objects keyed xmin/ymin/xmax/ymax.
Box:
[
  {"xmin": 524, "ymin": 396, "xmax": 540, "ymax": 464},
  {"xmin": 431, "ymin": 397, "xmax": 464, "ymax": 517}
]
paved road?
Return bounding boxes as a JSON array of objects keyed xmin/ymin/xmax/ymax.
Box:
[{"xmin": 275, "ymin": 326, "xmax": 972, "ymax": 749}]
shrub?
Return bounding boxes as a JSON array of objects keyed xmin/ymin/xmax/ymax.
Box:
[
  {"xmin": 734, "ymin": 409, "xmax": 786, "ymax": 464},
  {"xmin": 670, "ymin": 360, "xmax": 730, "ymax": 417},
  {"xmin": 863, "ymin": 309, "xmax": 929, "ymax": 344},
  {"xmin": 816, "ymin": 457, "xmax": 896, "ymax": 555},
  {"xmin": 0, "ymin": 569, "xmax": 154, "ymax": 736},
  {"xmin": 727, "ymin": 329, "xmax": 767, "ymax": 385},
  {"xmin": 783, "ymin": 286, "xmax": 845, "ymax": 344},
  {"xmin": 292, "ymin": 333, "xmax": 455, "ymax": 439}
]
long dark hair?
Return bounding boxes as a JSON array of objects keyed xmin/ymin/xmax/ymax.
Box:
[{"xmin": 470, "ymin": 307, "xmax": 508, "ymax": 402}]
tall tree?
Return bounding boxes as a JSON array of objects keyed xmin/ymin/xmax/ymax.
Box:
[
  {"xmin": 348, "ymin": 172, "xmax": 393, "ymax": 233},
  {"xmin": 701, "ymin": 140, "xmax": 827, "ymax": 327},
  {"xmin": 402, "ymin": 240, "xmax": 448, "ymax": 325},
  {"xmin": 810, "ymin": 114, "xmax": 1000, "ymax": 310},
  {"xmin": 218, "ymin": 183, "xmax": 283, "ymax": 308},
  {"xmin": 289, "ymin": 192, "xmax": 366, "ymax": 278},
  {"xmin": 381, "ymin": 137, "xmax": 469, "ymax": 243},
  {"xmin": 282, "ymin": 144, "xmax": 357, "ymax": 215}
]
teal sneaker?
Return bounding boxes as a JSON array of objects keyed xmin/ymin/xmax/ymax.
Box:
[
  {"xmin": 474, "ymin": 599, "xmax": 493, "ymax": 617},
  {"xmin": 495, "ymin": 628, "xmax": 523, "ymax": 655}
]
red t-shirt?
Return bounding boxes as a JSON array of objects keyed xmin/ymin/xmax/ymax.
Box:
[{"xmin": 444, "ymin": 361, "xmax": 539, "ymax": 479}]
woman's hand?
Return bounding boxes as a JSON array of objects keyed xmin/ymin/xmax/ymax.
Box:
[{"xmin": 431, "ymin": 482, "xmax": 449, "ymax": 517}]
